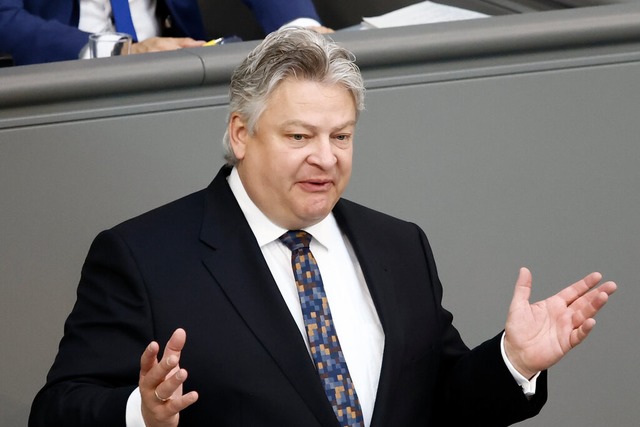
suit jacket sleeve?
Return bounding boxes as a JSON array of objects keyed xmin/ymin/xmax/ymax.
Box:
[
  {"xmin": 28, "ymin": 229, "xmax": 154, "ymax": 427},
  {"xmin": 0, "ymin": 0, "xmax": 90, "ymax": 65},
  {"xmin": 418, "ymin": 224, "xmax": 548, "ymax": 425},
  {"xmin": 242, "ymin": 0, "xmax": 321, "ymax": 33}
]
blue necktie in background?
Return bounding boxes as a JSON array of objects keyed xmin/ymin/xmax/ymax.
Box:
[
  {"xmin": 110, "ymin": 0, "xmax": 138, "ymax": 41},
  {"xmin": 280, "ymin": 230, "xmax": 365, "ymax": 427}
]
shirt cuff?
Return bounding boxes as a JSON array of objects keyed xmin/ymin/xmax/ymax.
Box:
[
  {"xmin": 126, "ymin": 387, "xmax": 146, "ymax": 427},
  {"xmin": 280, "ymin": 18, "xmax": 322, "ymax": 29},
  {"xmin": 500, "ymin": 333, "xmax": 540, "ymax": 397}
]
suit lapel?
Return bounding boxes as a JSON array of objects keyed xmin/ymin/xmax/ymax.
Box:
[
  {"xmin": 198, "ymin": 167, "xmax": 339, "ymax": 427},
  {"xmin": 333, "ymin": 200, "xmax": 405, "ymax": 427}
]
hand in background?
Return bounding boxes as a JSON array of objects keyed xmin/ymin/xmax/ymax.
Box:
[
  {"xmin": 131, "ymin": 37, "xmax": 205, "ymax": 54},
  {"xmin": 307, "ymin": 25, "xmax": 334, "ymax": 34}
]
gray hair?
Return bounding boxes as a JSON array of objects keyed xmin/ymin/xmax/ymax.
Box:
[{"xmin": 222, "ymin": 27, "xmax": 365, "ymax": 165}]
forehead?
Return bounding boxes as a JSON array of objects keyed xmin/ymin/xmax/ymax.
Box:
[{"xmin": 264, "ymin": 78, "xmax": 356, "ymax": 115}]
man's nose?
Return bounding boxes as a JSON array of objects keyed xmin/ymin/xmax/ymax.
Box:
[{"xmin": 308, "ymin": 137, "xmax": 337, "ymax": 168}]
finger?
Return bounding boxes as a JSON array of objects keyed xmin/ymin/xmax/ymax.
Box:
[
  {"xmin": 177, "ymin": 38, "xmax": 206, "ymax": 48},
  {"xmin": 570, "ymin": 285, "xmax": 613, "ymax": 327},
  {"xmin": 156, "ymin": 390, "xmax": 200, "ymax": 413},
  {"xmin": 131, "ymin": 43, "xmax": 156, "ymax": 54},
  {"xmin": 168, "ymin": 390, "xmax": 200, "ymax": 412},
  {"xmin": 141, "ymin": 352, "xmax": 179, "ymax": 394},
  {"xmin": 156, "ymin": 328, "xmax": 187, "ymax": 379},
  {"xmin": 149, "ymin": 38, "xmax": 181, "ymax": 52},
  {"xmin": 597, "ymin": 280, "xmax": 618, "ymax": 296},
  {"xmin": 132, "ymin": 38, "xmax": 183, "ymax": 53},
  {"xmin": 556, "ymin": 272, "xmax": 603, "ymax": 305},
  {"xmin": 142, "ymin": 388, "xmax": 199, "ymax": 425},
  {"xmin": 154, "ymin": 367, "xmax": 189, "ymax": 403},
  {"xmin": 510, "ymin": 267, "xmax": 532, "ymax": 308},
  {"xmin": 140, "ymin": 341, "xmax": 160, "ymax": 377},
  {"xmin": 309, "ymin": 26, "xmax": 335, "ymax": 34},
  {"xmin": 153, "ymin": 367, "xmax": 185, "ymax": 402},
  {"xmin": 130, "ymin": 38, "xmax": 163, "ymax": 54},
  {"xmin": 142, "ymin": 329, "xmax": 186, "ymax": 387},
  {"xmin": 162, "ymin": 328, "xmax": 187, "ymax": 360},
  {"xmin": 570, "ymin": 318, "xmax": 596, "ymax": 348}
]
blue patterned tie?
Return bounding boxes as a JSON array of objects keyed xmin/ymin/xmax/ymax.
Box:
[{"xmin": 279, "ymin": 230, "xmax": 364, "ymax": 427}]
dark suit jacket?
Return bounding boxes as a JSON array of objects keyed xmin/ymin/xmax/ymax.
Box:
[
  {"xmin": 0, "ymin": 0, "xmax": 320, "ymax": 65},
  {"xmin": 29, "ymin": 166, "xmax": 547, "ymax": 426}
]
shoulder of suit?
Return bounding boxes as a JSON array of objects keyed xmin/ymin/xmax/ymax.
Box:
[
  {"xmin": 110, "ymin": 187, "xmax": 209, "ymax": 235},
  {"xmin": 336, "ymin": 198, "xmax": 417, "ymax": 229}
]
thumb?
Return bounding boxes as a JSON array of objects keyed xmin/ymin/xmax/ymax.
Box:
[{"xmin": 511, "ymin": 267, "xmax": 532, "ymax": 309}]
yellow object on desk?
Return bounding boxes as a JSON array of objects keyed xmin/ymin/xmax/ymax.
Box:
[{"xmin": 204, "ymin": 37, "xmax": 224, "ymax": 46}]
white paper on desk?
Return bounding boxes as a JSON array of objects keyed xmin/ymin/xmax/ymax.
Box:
[{"xmin": 362, "ymin": 1, "xmax": 489, "ymax": 29}]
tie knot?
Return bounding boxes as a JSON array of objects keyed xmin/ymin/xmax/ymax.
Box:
[{"xmin": 279, "ymin": 230, "xmax": 312, "ymax": 252}]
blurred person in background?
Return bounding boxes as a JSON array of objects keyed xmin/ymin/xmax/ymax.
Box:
[{"xmin": 0, "ymin": 0, "xmax": 332, "ymax": 66}]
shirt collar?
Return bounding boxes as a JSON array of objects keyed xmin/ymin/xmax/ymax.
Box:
[{"xmin": 227, "ymin": 167, "xmax": 338, "ymax": 249}]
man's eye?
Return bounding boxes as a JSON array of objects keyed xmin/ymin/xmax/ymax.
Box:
[
  {"xmin": 335, "ymin": 134, "xmax": 350, "ymax": 141},
  {"xmin": 291, "ymin": 134, "xmax": 304, "ymax": 141}
]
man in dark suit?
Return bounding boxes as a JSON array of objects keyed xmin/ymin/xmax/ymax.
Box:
[
  {"xmin": 29, "ymin": 28, "xmax": 616, "ymax": 427},
  {"xmin": 0, "ymin": 0, "xmax": 326, "ymax": 65}
]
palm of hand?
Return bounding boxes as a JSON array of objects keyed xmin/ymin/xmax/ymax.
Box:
[{"xmin": 504, "ymin": 268, "xmax": 615, "ymax": 379}]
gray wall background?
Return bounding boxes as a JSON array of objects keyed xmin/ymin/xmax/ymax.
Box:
[{"xmin": 1, "ymin": 4, "xmax": 639, "ymax": 426}]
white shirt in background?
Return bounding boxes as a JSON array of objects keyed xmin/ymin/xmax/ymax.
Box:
[{"xmin": 78, "ymin": 0, "xmax": 161, "ymax": 39}]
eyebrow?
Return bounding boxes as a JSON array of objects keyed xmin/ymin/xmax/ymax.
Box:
[{"xmin": 280, "ymin": 120, "xmax": 357, "ymax": 133}]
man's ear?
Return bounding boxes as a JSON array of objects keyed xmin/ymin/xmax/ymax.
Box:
[{"xmin": 228, "ymin": 112, "xmax": 249, "ymax": 160}]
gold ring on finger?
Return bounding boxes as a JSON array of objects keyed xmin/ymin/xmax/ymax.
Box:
[{"xmin": 154, "ymin": 388, "xmax": 172, "ymax": 402}]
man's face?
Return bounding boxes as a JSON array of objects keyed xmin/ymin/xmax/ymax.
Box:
[{"xmin": 230, "ymin": 78, "xmax": 356, "ymax": 230}]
